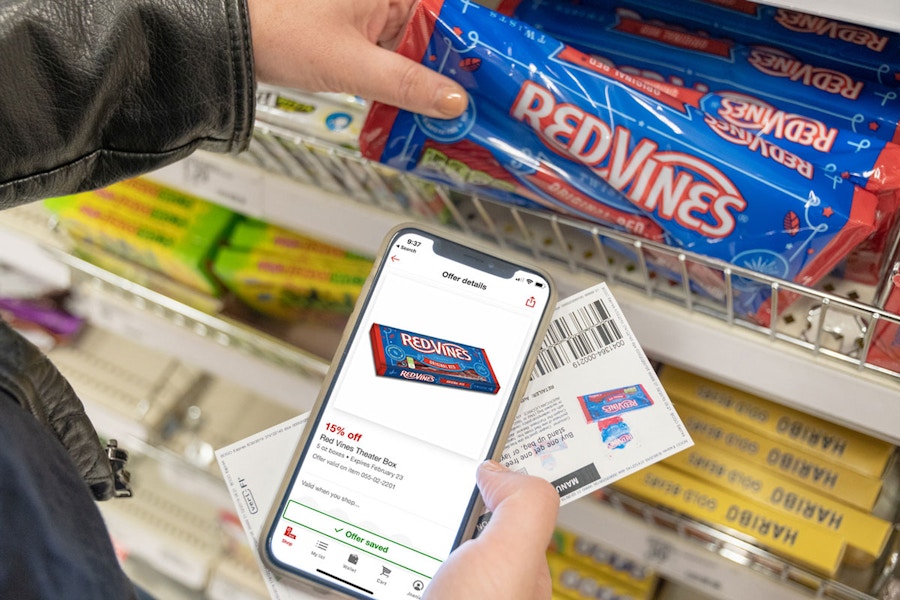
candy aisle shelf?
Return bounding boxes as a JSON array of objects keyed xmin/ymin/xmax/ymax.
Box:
[{"xmin": 1, "ymin": 1, "xmax": 899, "ymax": 598}]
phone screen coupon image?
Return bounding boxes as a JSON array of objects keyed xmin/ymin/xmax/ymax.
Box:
[
  {"xmin": 263, "ymin": 228, "xmax": 553, "ymax": 599},
  {"xmin": 369, "ymin": 324, "xmax": 501, "ymax": 394}
]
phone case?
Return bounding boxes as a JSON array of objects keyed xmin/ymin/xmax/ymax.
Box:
[{"xmin": 258, "ymin": 223, "xmax": 557, "ymax": 596}]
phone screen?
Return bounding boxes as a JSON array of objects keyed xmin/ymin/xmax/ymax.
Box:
[{"xmin": 264, "ymin": 228, "xmax": 553, "ymax": 599}]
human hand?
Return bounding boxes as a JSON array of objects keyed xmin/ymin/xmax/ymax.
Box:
[
  {"xmin": 423, "ymin": 461, "xmax": 560, "ymax": 600},
  {"xmin": 247, "ymin": 0, "xmax": 467, "ymax": 119}
]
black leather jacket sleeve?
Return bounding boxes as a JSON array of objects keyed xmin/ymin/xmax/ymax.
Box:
[
  {"xmin": 0, "ymin": 0, "xmax": 256, "ymax": 209},
  {"xmin": 0, "ymin": 0, "xmax": 255, "ymax": 499},
  {"xmin": 0, "ymin": 319, "xmax": 120, "ymax": 500}
]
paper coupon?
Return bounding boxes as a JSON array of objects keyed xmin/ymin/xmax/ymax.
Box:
[
  {"xmin": 498, "ymin": 283, "xmax": 693, "ymax": 503},
  {"xmin": 217, "ymin": 415, "xmax": 314, "ymax": 599}
]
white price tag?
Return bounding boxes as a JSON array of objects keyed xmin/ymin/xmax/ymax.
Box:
[
  {"xmin": 147, "ymin": 154, "xmax": 265, "ymax": 216},
  {"xmin": 178, "ymin": 156, "xmax": 265, "ymax": 216},
  {"xmin": 80, "ymin": 294, "xmax": 152, "ymax": 344}
]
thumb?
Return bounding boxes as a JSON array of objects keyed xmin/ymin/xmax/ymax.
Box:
[
  {"xmin": 476, "ymin": 461, "xmax": 560, "ymax": 545},
  {"xmin": 423, "ymin": 462, "xmax": 557, "ymax": 600}
]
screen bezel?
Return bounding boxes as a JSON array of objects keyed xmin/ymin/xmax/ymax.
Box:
[{"xmin": 260, "ymin": 224, "xmax": 556, "ymax": 598}]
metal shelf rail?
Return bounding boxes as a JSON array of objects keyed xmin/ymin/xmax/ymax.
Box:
[
  {"xmin": 559, "ymin": 490, "xmax": 899, "ymax": 600},
  {"xmin": 239, "ymin": 122, "xmax": 900, "ymax": 382},
  {"xmin": 140, "ymin": 119, "xmax": 900, "ymax": 442}
]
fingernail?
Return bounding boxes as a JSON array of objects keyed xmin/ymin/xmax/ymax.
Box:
[
  {"xmin": 479, "ymin": 460, "xmax": 508, "ymax": 473},
  {"xmin": 436, "ymin": 88, "xmax": 466, "ymax": 118}
]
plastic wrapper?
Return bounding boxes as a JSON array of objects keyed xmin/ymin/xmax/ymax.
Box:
[
  {"xmin": 561, "ymin": 0, "xmax": 900, "ymax": 88},
  {"xmin": 502, "ymin": 1, "xmax": 900, "ymax": 194},
  {"xmin": 870, "ymin": 261, "xmax": 900, "ymax": 373},
  {"xmin": 361, "ymin": 0, "xmax": 877, "ymax": 320}
]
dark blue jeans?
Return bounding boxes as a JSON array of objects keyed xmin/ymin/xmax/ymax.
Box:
[{"xmin": 0, "ymin": 394, "xmax": 139, "ymax": 599}]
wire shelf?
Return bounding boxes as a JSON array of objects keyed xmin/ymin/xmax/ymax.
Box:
[
  {"xmin": 246, "ymin": 119, "xmax": 900, "ymax": 383},
  {"xmin": 595, "ymin": 488, "xmax": 898, "ymax": 600},
  {"xmin": 53, "ymin": 250, "xmax": 331, "ymax": 384}
]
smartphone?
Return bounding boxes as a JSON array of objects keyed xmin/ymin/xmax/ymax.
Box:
[{"xmin": 260, "ymin": 224, "xmax": 555, "ymax": 599}]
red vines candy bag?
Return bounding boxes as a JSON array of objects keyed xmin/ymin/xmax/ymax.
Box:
[
  {"xmin": 870, "ymin": 264, "xmax": 900, "ymax": 373},
  {"xmin": 504, "ymin": 0, "xmax": 900, "ymax": 195},
  {"xmin": 361, "ymin": 0, "xmax": 877, "ymax": 321}
]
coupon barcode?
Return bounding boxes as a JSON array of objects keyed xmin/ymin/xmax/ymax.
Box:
[{"xmin": 532, "ymin": 300, "xmax": 623, "ymax": 377}]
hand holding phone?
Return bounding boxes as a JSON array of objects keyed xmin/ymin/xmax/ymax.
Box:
[
  {"xmin": 261, "ymin": 225, "xmax": 556, "ymax": 599},
  {"xmin": 423, "ymin": 460, "xmax": 560, "ymax": 600}
]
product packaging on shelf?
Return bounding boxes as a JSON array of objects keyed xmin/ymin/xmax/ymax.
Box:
[
  {"xmin": 360, "ymin": 0, "xmax": 878, "ymax": 322},
  {"xmin": 107, "ymin": 178, "xmax": 235, "ymax": 220},
  {"xmin": 532, "ymin": 0, "xmax": 900, "ymax": 87},
  {"xmin": 44, "ymin": 185, "xmax": 236, "ymax": 296},
  {"xmin": 658, "ymin": 365, "xmax": 895, "ymax": 478},
  {"xmin": 214, "ymin": 219, "xmax": 374, "ymax": 320},
  {"xmin": 211, "ymin": 246, "xmax": 371, "ymax": 319},
  {"xmin": 844, "ymin": 189, "xmax": 900, "ymax": 285},
  {"xmin": 255, "ymin": 84, "xmax": 368, "ymax": 149},
  {"xmin": 548, "ymin": 527, "xmax": 658, "ymax": 594},
  {"xmin": 501, "ymin": 0, "xmax": 900, "ymax": 289},
  {"xmin": 662, "ymin": 447, "xmax": 892, "ymax": 563},
  {"xmin": 612, "ymin": 463, "xmax": 847, "ymax": 576},
  {"xmin": 673, "ymin": 403, "xmax": 883, "ymax": 511},
  {"xmin": 502, "ymin": 0, "xmax": 900, "ymax": 193},
  {"xmin": 227, "ymin": 219, "xmax": 371, "ymax": 262}
]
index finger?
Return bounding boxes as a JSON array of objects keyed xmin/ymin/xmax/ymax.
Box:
[{"xmin": 335, "ymin": 36, "xmax": 468, "ymax": 119}]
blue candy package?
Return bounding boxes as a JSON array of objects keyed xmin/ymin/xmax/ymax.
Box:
[
  {"xmin": 369, "ymin": 323, "xmax": 501, "ymax": 394},
  {"xmin": 561, "ymin": 0, "xmax": 900, "ymax": 88},
  {"xmin": 361, "ymin": 0, "xmax": 877, "ymax": 321},
  {"xmin": 502, "ymin": 0, "xmax": 900, "ymax": 194}
]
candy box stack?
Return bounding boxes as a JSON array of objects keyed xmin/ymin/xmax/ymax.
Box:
[
  {"xmin": 44, "ymin": 179, "xmax": 236, "ymax": 297},
  {"xmin": 212, "ymin": 220, "xmax": 373, "ymax": 320},
  {"xmin": 625, "ymin": 366, "xmax": 898, "ymax": 578}
]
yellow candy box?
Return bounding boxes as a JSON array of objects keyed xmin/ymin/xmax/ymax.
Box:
[
  {"xmin": 674, "ymin": 403, "xmax": 882, "ymax": 511},
  {"xmin": 659, "ymin": 366, "xmax": 894, "ymax": 478},
  {"xmin": 212, "ymin": 247, "xmax": 372, "ymax": 319},
  {"xmin": 663, "ymin": 447, "xmax": 892, "ymax": 562},
  {"xmin": 45, "ymin": 191, "xmax": 234, "ymax": 296},
  {"xmin": 612, "ymin": 463, "xmax": 846, "ymax": 576}
]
